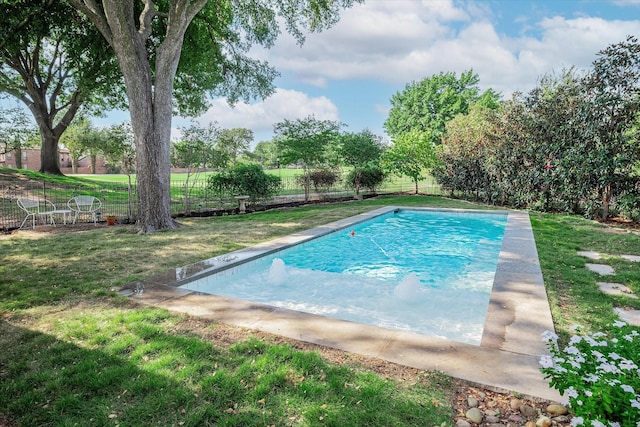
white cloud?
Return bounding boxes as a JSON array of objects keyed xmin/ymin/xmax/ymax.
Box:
[
  {"xmin": 196, "ymin": 88, "xmax": 339, "ymax": 137},
  {"xmin": 257, "ymin": 1, "xmax": 640, "ymax": 96}
]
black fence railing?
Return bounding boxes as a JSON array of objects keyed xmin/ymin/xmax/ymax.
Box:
[{"xmin": 1, "ymin": 175, "xmax": 442, "ymax": 231}]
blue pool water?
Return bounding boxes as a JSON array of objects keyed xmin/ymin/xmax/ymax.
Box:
[{"xmin": 181, "ymin": 209, "xmax": 507, "ymax": 345}]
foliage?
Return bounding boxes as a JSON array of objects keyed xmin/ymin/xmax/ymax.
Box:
[
  {"xmin": 434, "ymin": 39, "xmax": 640, "ymax": 222},
  {"xmin": 384, "ymin": 69, "xmax": 500, "ymax": 142},
  {"xmin": 216, "ymin": 128, "xmax": 254, "ymax": 166},
  {"xmin": 433, "ymin": 104, "xmax": 498, "ymax": 201},
  {"xmin": 253, "ymin": 140, "xmax": 279, "ymax": 168},
  {"xmin": 382, "ymin": 129, "xmax": 438, "ymax": 194},
  {"xmin": 274, "ymin": 116, "xmax": 343, "ymax": 201},
  {"xmin": 207, "ymin": 163, "xmax": 281, "ymax": 202},
  {"xmin": 346, "ymin": 164, "xmax": 386, "ymax": 193},
  {"xmin": 297, "ymin": 169, "xmax": 340, "ymax": 192},
  {"xmin": 171, "ymin": 122, "xmax": 225, "ymax": 169},
  {"xmin": 0, "ymin": 105, "xmax": 37, "ymax": 169},
  {"xmin": 66, "ymin": 0, "xmax": 361, "ymax": 232},
  {"xmin": 540, "ymin": 322, "xmax": 640, "ymax": 426},
  {"xmin": 338, "ymin": 129, "xmax": 386, "ymax": 195},
  {"xmin": 581, "ymin": 35, "xmax": 640, "ymax": 221},
  {"xmin": 0, "ymin": 1, "xmax": 122, "ymax": 174}
]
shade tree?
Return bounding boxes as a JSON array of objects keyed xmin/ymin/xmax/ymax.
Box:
[
  {"xmin": 0, "ymin": 1, "xmax": 122, "ymax": 174},
  {"xmin": 66, "ymin": 0, "xmax": 361, "ymax": 233}
]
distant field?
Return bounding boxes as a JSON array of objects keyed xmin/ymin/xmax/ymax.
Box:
[{"xmin": 78, "ymin": 168, "xmax": 305, "ymax": 184}]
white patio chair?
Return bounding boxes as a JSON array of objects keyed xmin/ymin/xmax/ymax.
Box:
[
  {"xmin": 68, "ymin": 195, "xmax": 102, "ymax": 225},
  {"xmin": 17, "ymin": 197, "xmax": 57, "ymax": 229}
]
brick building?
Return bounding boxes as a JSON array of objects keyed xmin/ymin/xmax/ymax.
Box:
[{"xmin": 0, "ymin": 146, "xmax": 110, "ymax": 174}]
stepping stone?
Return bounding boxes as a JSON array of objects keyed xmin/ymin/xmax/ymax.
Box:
[
  {"xmin": 622, "ymin": 254, "xmax": 640, "ymax": 262},
  {"xmin": 586, "ymin": 263, "xmax": 615, "ymax": 275},
  {"xmin": 597, "ymin": 282, "xmax": 637, "ymax": 298},
  {"xmin": 615, "ymin": 308, "xmax": 640, "ymax": 327},
  {"xmin": 578, "ymin": 251, "xmax": 601, "ymax": 260}
]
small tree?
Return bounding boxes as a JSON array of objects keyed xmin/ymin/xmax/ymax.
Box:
[
  {"xmin": 346, "ymin": 164, "xmax": 385, "ymax": 194},
  {"xmin": 274, "ymin": 116, "xmax": 343, "ymax": 201},
  {"xmin": 103, "ymin": 123, "xmax": 136, "ymax": 221},
  {"xmin": 172, "ymin": 122, "xmax": 222, "ymax": 215},
  {"xmin": 382, "ymin": 130, "xmax": 438, "ymax": 194},
  {"xmin": 338, "ymin": 129, "xmax": 385, "ymax": 196}
]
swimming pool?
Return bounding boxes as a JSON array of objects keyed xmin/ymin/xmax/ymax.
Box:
[{"xmin": 179, "ymin": 209, "xmax": 507, "ymax": 345}]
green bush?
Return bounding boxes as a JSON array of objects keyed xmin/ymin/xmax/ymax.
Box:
[
  {"xmin": 297, "ymin": 169, "xmax": 340, "ymax": 192},
  {"xmin": 207, "ymin": 163, "xmax": 281, "ymax": 201},
  {"xmin": 346, "ymin": 165, "xmax": 386, "ymax": 193}
]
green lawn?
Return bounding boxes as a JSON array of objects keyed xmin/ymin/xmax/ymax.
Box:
[{"xmin": 1, "ymin": 193, "xmax": 639, "ymax": 425}]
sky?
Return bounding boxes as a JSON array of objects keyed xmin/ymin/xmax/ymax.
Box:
[{"xmin": 94, "ymin": 1, "xmax": 640, "ymax": 146}]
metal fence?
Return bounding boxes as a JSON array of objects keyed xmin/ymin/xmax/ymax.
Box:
[{"xmin": 0, "ymin": 174, "xmax": 442, "ymax": 231}]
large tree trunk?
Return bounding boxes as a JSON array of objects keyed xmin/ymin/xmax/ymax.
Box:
[
  {"xmin": 70, "ymin": 0, "xmax": 207, "ymax": 232},
  {"xmin": 38, "ymin": 128, "xmax": 62, "ymax": 175}
]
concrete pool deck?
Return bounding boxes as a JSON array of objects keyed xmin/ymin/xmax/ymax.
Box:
[{"xmin": 119, "ymin": 207, "xmax": 562, "ymax": 402}]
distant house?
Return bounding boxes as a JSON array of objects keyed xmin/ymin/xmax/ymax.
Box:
[{"xmin": 0, "ymin": 145, "xmax": 110, "ymax": 174}]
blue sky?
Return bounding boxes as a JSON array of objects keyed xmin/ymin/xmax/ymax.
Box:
[{"xmin": 99, "ymin": 1, "xmax": 640, "ymax": 146}]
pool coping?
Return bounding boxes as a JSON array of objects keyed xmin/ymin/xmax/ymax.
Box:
[{"xmin": 119, "ymin": 207, "xmax": 562, "ymax": 402}]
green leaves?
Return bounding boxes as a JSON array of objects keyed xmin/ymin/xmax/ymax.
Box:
[{"xmin": 384, "ymin": 69, "xmax": 499, "ymax": 142}]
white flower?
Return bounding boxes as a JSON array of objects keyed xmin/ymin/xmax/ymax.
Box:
[
  {"xmin": 619, "ymin": 359, "xmax": 638, "ymax": 370},
  {"xmin": 566, "ymin": 387, "xmax": 579, "ymax": 398},
  {"xmin": 591, "ymin": 420, "xmax": 606, "ymax": 427},
  {"xmin": 608, "ymin": 352, "xmax": 621, "ymax": 360},
  {"xmin": 565, "ymin": 345, "xmax": 582, "ymax": 355},
  {"xmin": 571, "ymin": 417, "xmax": 584, "ymax": 427},
  {"xmin": 598, "ymin": 363, "xmax": 619, "ymax": 374},
  {"xmin": 542, "ymin": 330, "xmax": 559, "ymax": 342},
  {"xmin": 611, "ymin": 338, "xmax": 619, "ymax": 344},
  {"xmin": 585, "ymin": 390, "xmax": 593, "ymax": 397},
  {"xmin": 613, "ymin": 320, "xmax": 627, "ymax": 327},
  {"xmin": 569, "ymin": 335, "xmax": 583, "ymax": 345},
  {"xmin": 631, "ymin": 399, "xmax": 640, "ymax": 409},
  {"xmin": 621, "ymin": 384, "xmax": 635, "ymax": 394},
  {"xmin": 539, "ymin": 355, "xmax": 554, "ymax": 368},
  {"xmin": 609, "ymin": 423, "xmax": 620, "ymax": 427},
  {"xmin": 569, "ymin": 324, "xmax": 583, "ymax": 332},
  {"xmin": 583, "ymin": 374, "xmax": 600, "ymax": 383}
]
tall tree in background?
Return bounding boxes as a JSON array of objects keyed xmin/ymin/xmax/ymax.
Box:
[
  {"xmin": 0, "ymin": 1, "xmax": 121, "ymax": 174},
  {"xmin": 216, "ymin": 128, "xmax": 253, "ymax": 165},
  {"xmin": 582, "ymin": 35, "xmax": 640, "ymax": 221},
  {"xmin": 66, "ymin": 0, "xmax": 361, "ymax": 233},
  {"xmin": 384, "ymin": 70, "xmax": 500, "ymax": 143}
]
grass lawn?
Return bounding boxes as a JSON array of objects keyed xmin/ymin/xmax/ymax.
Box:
[{"xmin": 1, "ymin": 194, "xmax": 639, "ymax": 425}]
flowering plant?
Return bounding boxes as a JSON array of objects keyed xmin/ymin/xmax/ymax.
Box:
[{"xmin": 540, "ymin": 321, "xmax": 640, "ymax": 427}]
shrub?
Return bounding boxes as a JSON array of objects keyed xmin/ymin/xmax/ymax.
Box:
[
  {"xmin": 297, "ymin": 169, "xmax": 339, "ymax": 192},
  {"xmin": 540, "ymin": 322, "xmax": 640, "ymax": 426},
  {"xmin": 207, "ymin": 163, "xmax": 281, "ymax": 201},
  {"xmin": 346, "ymin": 165, "xmax": 386, "ymax": 193}
]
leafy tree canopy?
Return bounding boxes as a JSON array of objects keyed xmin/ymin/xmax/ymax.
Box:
[
  {"xmin": 274, "ymin": 116, "xmax": 343, "ymax": 170},
  {"xmin": 0, "ymin": 0, "xmax": 123, "ymax": 174},
  {"xmin": 384, "ymin": 70, "xmax": 500, "ymax": 143}
]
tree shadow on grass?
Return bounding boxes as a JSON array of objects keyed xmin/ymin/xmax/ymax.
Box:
[{"xmin": 0, "ymin": 313, "xmax": 453, "ymax": 427}]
